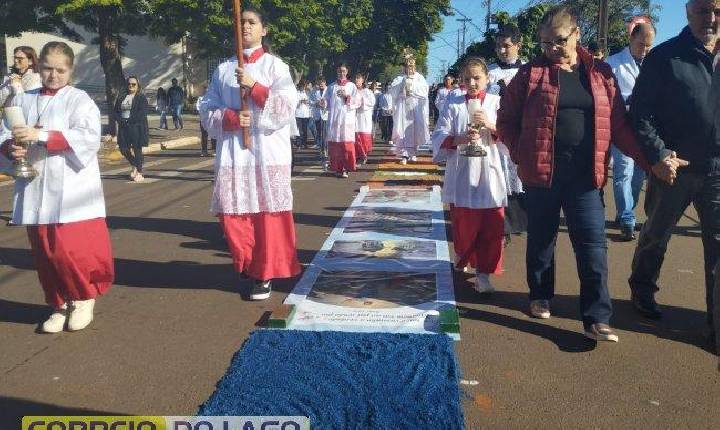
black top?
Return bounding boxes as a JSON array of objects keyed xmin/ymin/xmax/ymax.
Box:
[
  {"xmin": 554, "ymin": 63, "xmax": 595, "ymax": 172},
  {"xmin": 631, "ymin": 26, "xmax": 718, "ymax": 174},
  {"xmin": 113, "ymin": 92, "xmax": 150, "ymax": 147}
]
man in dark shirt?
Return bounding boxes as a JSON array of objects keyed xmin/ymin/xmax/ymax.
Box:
[
  {"xmin": 167, "ymin": 78, "xmax": 185, "ymax": 130},
  {"xmin": 628, "ymin": 0, "xmax": 719, "ymax": 342}
]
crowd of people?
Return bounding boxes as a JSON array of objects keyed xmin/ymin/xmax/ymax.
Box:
[{"xmin": 0, "ymin": 1, "xmax": 718, "ymax": 350}]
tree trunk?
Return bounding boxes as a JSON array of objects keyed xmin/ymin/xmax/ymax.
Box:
[{"xmin": 97, "ymin": 7, "xmax": 125, "ymax": 136}]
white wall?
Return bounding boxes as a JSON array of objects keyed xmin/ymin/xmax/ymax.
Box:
[{"xmin": 5, "ymin": 25, "xmax": 184, "ymax": 91}]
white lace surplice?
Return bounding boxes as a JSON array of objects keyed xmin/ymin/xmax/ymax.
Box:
[
  {"xmin": 198, "ymin": 51, "xmax": 297, "ymax": 215},
  {"xmin": 356, "ymin": 88, "xmax": 376, "ymax": 134},
  {"xmin": 432, "ymin": 92, "xmax": 508, "ymax": 209},
  {"xmin": 324, "ymin": 81, "xmax": 358, "ymax": 143}
]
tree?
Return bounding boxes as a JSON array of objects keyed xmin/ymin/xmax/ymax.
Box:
[
  {"xmin": 447, "ymin": 4, "xmax": 548, "ymax": 77},
  {"xmin": 148, "ymin": 0, "xmax": 450, "ymax": 82},
  {"xmin": 338, "ymin": 0, "xmax": 452, "ymax": 82},
  {"xmin": 55, "ymin": 1, "xmax": 154, "ymax": 133},
  {"xmin": 448, "ymin": 0, "xmax": 660, "ymax": 76},
  {"xmin": 148, "ymin": 0, "xmax": 375, "ymax": 81}
]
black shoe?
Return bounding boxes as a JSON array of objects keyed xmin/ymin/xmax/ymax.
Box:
[
  {"xmin": 249, "ymin": 280, "xmax": 271, "ymax": 301},
  {"xmin": 620, "ymin": 225, "xmax": 636, "ymax": 241},
  {"xmin": 631, "ymin": 292, "xmax": 662, "ymax": 319}
]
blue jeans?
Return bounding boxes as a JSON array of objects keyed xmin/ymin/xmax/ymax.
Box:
[
  {"xmin": 525, "ymin": 165, "xmax": 612, "ymax": 329},
  {"xmin": 159, "ymin": 108, "xmax": 168, "ymax": 129},
  {"xmin": 611, "ymin": 144, "xmax": 645, "ymax": 228},
  {"xmin": 171, "ymin": 105, "xmax": 184, "ymax": 129}
]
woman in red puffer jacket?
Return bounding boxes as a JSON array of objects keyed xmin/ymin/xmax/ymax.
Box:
[{"xmin": 496, "ymin": 6, "xmax": 671, "ymax": 343}]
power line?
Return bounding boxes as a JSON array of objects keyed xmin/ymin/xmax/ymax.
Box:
[{"xmin": 451, "ymin": 7, "xmax": 485, "ymax": 34}]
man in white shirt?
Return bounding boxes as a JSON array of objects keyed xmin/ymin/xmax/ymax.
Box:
[{"xmin": 607, "ymin": 22, "xmax": 655, "ymax": 241}]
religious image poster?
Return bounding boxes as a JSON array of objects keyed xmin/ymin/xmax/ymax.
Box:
[
  {"xmin": 326, "ymin": 240, "xmax": 436, "ymax": 261},
  {"xmin": 307, "ymin": 271, "xmax": 437, "ymax": 309},
  {"xmin": 362, "ymin": 188, "xmax": 434, "ymax": 204},
  {"xmin": 344, "ymin": 208, "xmax": 434, "ymax": 237},
  {"xmin": 288, "ymin": 270, "xmax": 445, "ymax": 335}
]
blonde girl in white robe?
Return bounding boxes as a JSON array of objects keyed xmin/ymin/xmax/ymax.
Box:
[
  {"xmin": 198, "ymin": 8, "xmax": 300, "ymax": 301},
  {"xmin": 432, "ymin": 57, "xmax": 508, "ymax": 294},
  {"xmin": 0, "ymin": 41, "xmax": 113, "ymax": 333}
]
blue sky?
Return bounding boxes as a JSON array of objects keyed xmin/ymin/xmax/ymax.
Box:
[{"xmin": 427, "ymin": 0, "xmax": 687, "ymax": 82}]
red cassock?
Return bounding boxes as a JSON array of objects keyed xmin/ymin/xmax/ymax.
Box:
[
  {"xmin": 329, "ymin": 141, "xmax": 356, "ymax": 173},
  {"xmin": 450, "ymin": 206, "xmax": 504, "ymax": 275},
  {"xmin": 219, "ymin": 211, "xmax": 301, "ymax": 281},
  {"xmin": 354, "ymin": 132, "xmax": 373, "ymax": 161},
  {"xmin": 27, "ymin": 218, "xmax": 114, "ymax": 307}
]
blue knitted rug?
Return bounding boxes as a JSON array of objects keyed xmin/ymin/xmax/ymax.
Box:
[{"xmin": 199, "ymin": 330, "xmax": 463, "ymax": 429}]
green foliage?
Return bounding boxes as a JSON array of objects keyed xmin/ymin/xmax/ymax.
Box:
[
  {"xmin": 448, "ymin": 0, "xmax": 660, "ymax": 76},
  {"xmin": 146, "ymin": 0, "xmax": 450, "ymax": 81},
  {"xmin": 448, "ymin": 4, "xmax": 548, "ymax": 77}
]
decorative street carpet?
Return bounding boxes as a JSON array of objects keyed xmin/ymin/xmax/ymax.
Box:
[
  {"xmin": 200, "ymin": 147, "xmax": 465, "ymax": 428},
  {"xmin": 199, "ymin": 330, "xmax": 464, "ymax": 429}
]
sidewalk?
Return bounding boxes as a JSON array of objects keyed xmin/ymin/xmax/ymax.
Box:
[{"xmin": 1, "ymin": 114, "xmax": 203, "ymax": 182}]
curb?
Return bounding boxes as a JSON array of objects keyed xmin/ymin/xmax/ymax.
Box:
[{"xmin": 1, "ymin": 136, "xmax": 202, "ymax": 182}]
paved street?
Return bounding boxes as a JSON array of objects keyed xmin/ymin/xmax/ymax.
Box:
[{"xmin": 0, "ymin": 129, "xmax": 719, "ymax": 428}]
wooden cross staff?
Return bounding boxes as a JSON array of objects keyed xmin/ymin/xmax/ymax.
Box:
[{"xmin": 232, "ymin": 0, "xmax": 252, "ymax": 149}]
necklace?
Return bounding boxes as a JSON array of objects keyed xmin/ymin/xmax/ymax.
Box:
[{"xmin": 34, "ymin": 91, "xmax": 58, "ymax": 129}]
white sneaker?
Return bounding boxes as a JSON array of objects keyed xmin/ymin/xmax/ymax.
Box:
[
  {"xmin": 133, "ymin": 173, "xmax": 145, "ymax": 183},
  {"xmin": 410, "ymin": 155, "xmax": 418, "ymax": 162},
  {"xmin": 68, "ymin": 299, "xmax": 95, "ymax": 331},
  {"xmin": 473, "ymin": 274, "xmax": 496, "ymax": 294},
  {"xmin": 388, "ymin": 140, "xmax": 394, "ymax": 146},
  {"xmin": 341, "ymin": 171, "xmax": 349, "ymax": 178},
  {"xmin": 399, "ymin": 157, "xmax": 408, "ymax": 165},
  {"xmin": 129, "ymin": 167, "xmax": 137, "ymax": 180},
  {"xmin": 42, "ymin": 304, "xmax": 68, "ymax": 333}
]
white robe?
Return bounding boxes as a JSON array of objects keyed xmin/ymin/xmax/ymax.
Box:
[
  {"xmin": 389, "ymin": 72, "xmax": 430, "ymax": 156},
  {"xmin": 487, "ymin": 61, "xmax": 525, "ymax": 194},
  {"xmin": 0, "ymin": 86, "xmax": 105, "ymax": 224},
  {"xmin": 199, "ymin": 49, "xmax": 297, "ymax": 215},
  {"xmin": 432, "ymin": 92, "xmax": 508, "ymax": 209},
  {"xmin": 324, "ymin": 81, "xmax": 358, "ymax": 143},
  {"xmin": 356, "ymin": 88, "xmax": 376, "ymax": 134},
  {"xmin": 434, "ymin": 87, "xmax": 453, "ymax": 112},
  {"xmin": 487, "ymin": 61, "xmax": 524, "ymax": 96}
]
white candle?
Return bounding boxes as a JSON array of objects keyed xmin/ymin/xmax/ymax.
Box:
[
  {"xmin": 466, "ymin": 99, "xmax": 482, "ymax": 125},
  {"xmin": 4, "ymin": 106, "xmax": 26, "ymax": 128}
]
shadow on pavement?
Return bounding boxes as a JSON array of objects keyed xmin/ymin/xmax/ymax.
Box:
[
  {"xmin": 0, "ymin": 396, "xmax": 128, "ymax": 429},
  {"xmin": 455, "ymin": 279, "xmax": 713, "ymax": 353}
]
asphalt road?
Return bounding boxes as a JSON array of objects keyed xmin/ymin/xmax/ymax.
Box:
[{"xmin": 0, "ymin": 134, "xmax": 718, "ymax": 428}]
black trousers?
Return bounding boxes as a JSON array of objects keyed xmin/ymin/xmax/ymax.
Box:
[
  {"xmin": 120, "ymin": 142, "xmax": 143, "ymax": 172},
  {"xmin": 380, "ymin": 115, "xmax": 393, "ymax": 141},
  {"xmin": 630, "ymin": 173, "xmax": 720, "ymax": 326},
  {"xmin": 200, "ymin": 125, "xmax": 216, "ymax": 153},
  {"xmin": 296, "ymin": 117, "xmax": 310, "ymax": 147}
]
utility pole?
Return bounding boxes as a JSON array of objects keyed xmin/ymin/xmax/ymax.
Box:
[
  {"xmin": 456, "ymin": 18, "xmax": 472, "ymax": 55},
  {"xmin": 598, "ymin": 0, "xmax": 609, "ymax": 55},
  {"xmin": 485, "ymin": 0, "xmax": 492, "ymax": 32},
  {"xmin": 456, "ymin": 27, "xmax": 461, "ymax": 58}
]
